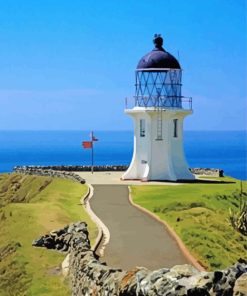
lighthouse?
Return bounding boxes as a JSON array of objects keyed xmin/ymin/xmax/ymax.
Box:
[{"xmin": 122, "ymin": 35, "xmax": 195, "ymax": 181}]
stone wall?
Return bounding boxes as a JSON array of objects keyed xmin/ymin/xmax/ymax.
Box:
[
  {"xmin": 190, "ymin": 168, "xmax": 224, "ymax": 177},
  {"xmin": 33, "ymin": 222, "xmax": 247, "ymax": 296},
  {"xmin": 14, "ymin": 167, "xmax": 85, "ymax": 184},
  {"xmin": 14, "ymin": 165, "xmax": 224, "ymax": 177},
  {"xmin": 14, "ymin": 165, "xmax": 129, "ymax": 172}
]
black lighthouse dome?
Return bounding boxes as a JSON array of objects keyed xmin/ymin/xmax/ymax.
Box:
[{"xmin": 137, "ymin": 34, "xmax": 181, "ymax": 70}]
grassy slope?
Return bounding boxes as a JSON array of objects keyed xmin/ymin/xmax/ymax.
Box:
[
  {"xmin": 131, "ymin": 177, "xmax": 247, "ymax": 271},
  {"xmin": 0, "ymin": 173, "xmax": 97, "ymax": 296}
]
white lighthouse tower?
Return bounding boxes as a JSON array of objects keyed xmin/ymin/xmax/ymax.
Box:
[{"xmin": 122, "ymin": 35, "xmax": 195, "ymax": 181}]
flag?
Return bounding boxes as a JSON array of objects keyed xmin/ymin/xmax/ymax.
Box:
[
  {"xmin": 82, "ymin": 141, "xmax": 92, "ymax": 149},
  {"xmin": 90, "ymin": 132, "xmax": 98, "ymax": 142}
]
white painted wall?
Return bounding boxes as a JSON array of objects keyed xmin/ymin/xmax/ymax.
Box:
[{"xmin": 122, "ymin": 107, "xmax": 195, "ymax": 181}]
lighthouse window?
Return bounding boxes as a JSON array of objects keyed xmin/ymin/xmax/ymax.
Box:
[
  {"xmin": 140, "ymin": 119, "xmax": 145, "ymax": 137},
  {"xmin": 173, "ymin": 119, "xmax": 178, "ymax": 138}
]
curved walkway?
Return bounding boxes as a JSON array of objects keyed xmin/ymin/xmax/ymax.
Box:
[{"xmin": 90, "ymin": 185, "xmax": 189, "ymax": 270}]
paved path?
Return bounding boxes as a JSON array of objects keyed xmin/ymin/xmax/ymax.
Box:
[
  {"xmin": 75, "ymin": 171, "xmax": 182, "ymax": 185},
  {"xmin": 90, "ymin": 185, "xmax": 189, "ymax": 270}
]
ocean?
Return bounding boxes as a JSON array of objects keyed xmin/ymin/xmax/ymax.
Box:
[{"xmin": 0, "ymin": 130, "xmax": 246, "ymax": 180}]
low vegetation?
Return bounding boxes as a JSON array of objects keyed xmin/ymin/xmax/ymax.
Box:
[
  {"xmin": 229, "ymin": 191, "xmax": 247, "ymax": 236},
  {"xmin": 131, "ymin": 177, "xmax": 247, "ymax": 271},
  {"xmin": 0, "ymin": 173, "xmax": 97, "ymax": 296}
]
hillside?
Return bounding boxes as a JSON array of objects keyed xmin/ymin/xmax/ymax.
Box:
[
  {"xmin": 132, "ymin": 177, "xmax": 247, "ymax": 270},
  {"xmin": 0, "ymin": 173, "xmax": 97, "ymax": 296}
]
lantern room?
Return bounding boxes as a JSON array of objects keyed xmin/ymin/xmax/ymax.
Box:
[{"xmin": 134, "ymin": 34, "xmax": 183, "ymax": 109}]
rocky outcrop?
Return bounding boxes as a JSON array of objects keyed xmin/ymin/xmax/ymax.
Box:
[
  {"xmin": 14, "ymin": 167, "xmax": 85, "ymax": 184},
  {"xmin": 33, "ymin": 222, "xmax": 247, "ymax": 296}
]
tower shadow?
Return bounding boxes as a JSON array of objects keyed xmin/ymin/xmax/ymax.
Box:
[{"xmin": 150, "ymin": 179, "xmax": 236, "ymax": 184}]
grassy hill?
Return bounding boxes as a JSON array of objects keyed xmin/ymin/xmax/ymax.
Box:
[
  {"xmin": 131, "ymin": 177, "xmax": 247, "ymax": 271},
  {"xmin": 0, "ymin": 173, "xmax": 97, "ymax": 296}
]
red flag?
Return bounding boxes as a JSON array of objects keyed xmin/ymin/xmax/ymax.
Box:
[{"xmin": 82, "ymin": 141, "xmax": 92, "ymax": 149}]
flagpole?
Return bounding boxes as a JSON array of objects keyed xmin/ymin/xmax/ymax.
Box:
[{"xmin": 91, "ymin": 131, "xmax": 94, "ymax": 174}]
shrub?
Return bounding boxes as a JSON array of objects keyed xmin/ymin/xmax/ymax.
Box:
[{"xmin": 229, "ymin": 191, "xmax": 247, "ymax": 236}]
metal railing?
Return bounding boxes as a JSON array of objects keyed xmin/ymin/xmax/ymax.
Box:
[{"xmin": 125, "ymin": 96, "xmax": 192, "ymax": 110}]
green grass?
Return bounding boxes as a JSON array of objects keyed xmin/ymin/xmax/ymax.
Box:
[
  {"xmin": 131, "ymin": 177, "xmax": 247, "ymax": 271},
  {"xmin": 0, "ymin": 173, "xmax": 97, "ymax": 296}
]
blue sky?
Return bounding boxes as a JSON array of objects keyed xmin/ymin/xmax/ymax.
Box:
[{"xmin": 0, "ymin": 0, "xmax": 246, "ymax": 131}]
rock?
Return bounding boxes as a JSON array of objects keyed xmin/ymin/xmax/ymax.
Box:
[
  {"xmin": 170, "ymin": 264, "xmax": 199, "ymax": 278},
  {"xmin": 13, "ymin": 166, "xmax": 86, "ymax": 184},
  {"xmin": 32, "ymin": 222, "xmax": 247, "ymax": 296},
  {"xmin": 233, "ymin": 273, "xmax": 247, "ymax": 295},
  {"xmin": 213, "ymin": 271, "xmax": 223, "ymax": 283},
  {"xmin": 32, "ymin": 236, "xmax": 46, "ymax": 247},
  {"xmin": 187, "ymin": 287, "xmax": 210, "ymax": 295},
  {"xmin": 189, "ymin": 168, "xmax": 224, "ymax": 177}
]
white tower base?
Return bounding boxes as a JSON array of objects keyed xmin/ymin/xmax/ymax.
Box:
[{"xmin": 122, "ymin": 107, "xmax": 195, "ymax": 181}]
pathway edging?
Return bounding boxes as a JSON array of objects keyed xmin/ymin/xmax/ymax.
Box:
[
  {"xmin": 63, "ymin": 184, "xmax": 111, "ymax": 276},
  {"xmin": 62, "ymin": 186, "xmax": 96, "ymax": 276},
  {"xmin": 128, "ymin": 186, "xmax": 206, "ymax": 271},
  {"xmin": 81, "ymin": 184, "xmax": 110, "ymax": 257}
]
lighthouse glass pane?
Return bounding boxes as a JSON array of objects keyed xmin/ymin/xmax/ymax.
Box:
[
  {"xmin": 173, "ymin": 119, "xmax": 178, "ymax": 138},
  {"xmin": 140, "ymin": 119, "xmax": 145, "ymax": 137},
  {"xmin": 135, "ymin": 70, "xmax": 182, "ymax": 108}
]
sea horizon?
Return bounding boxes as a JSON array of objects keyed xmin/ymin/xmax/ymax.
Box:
[
  {"xmin": 0, "ymin": 130, "xmax": 246, "ymax": 180},
  {"xmin": 0, "ymin": 129, "xmax": 246, "ymax": 132}
]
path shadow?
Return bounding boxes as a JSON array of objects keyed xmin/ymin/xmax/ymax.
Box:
[{"xmin": 151, "ymin": 179, "xmax": 236, "ymax": 184}]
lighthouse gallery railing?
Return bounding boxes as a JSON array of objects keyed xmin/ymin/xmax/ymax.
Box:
[{"xmin": 125, "ymin": 96, "xmax": 192, "ymax": 110}]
